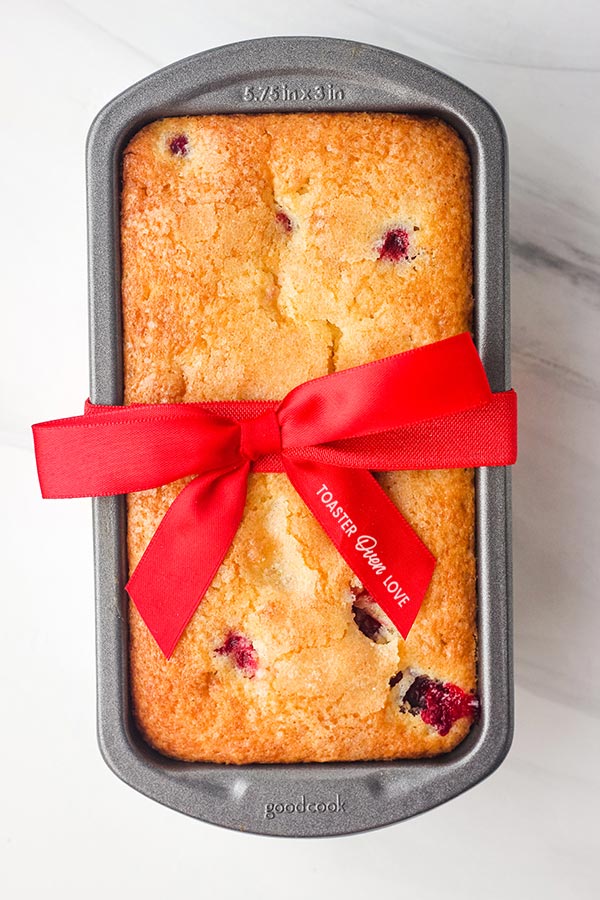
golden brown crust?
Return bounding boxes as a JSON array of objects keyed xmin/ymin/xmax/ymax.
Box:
[{"xmin": 121, "ymin": 113, "xmax": 475, "ymax": 763}]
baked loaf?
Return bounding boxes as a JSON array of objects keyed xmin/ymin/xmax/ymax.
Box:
[{"xmin": 121, "ymin": 112, "xmax": 477, "ymax": 763}]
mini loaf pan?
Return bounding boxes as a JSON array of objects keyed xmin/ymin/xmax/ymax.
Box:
[{"xmin": 88, "ymin": 36, "xmax": 512, "ymax": 837}]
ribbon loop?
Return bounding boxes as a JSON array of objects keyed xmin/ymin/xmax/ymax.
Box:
[{"xmin": 239, "ymin": 409, "xmax": 282, "ymax": 461}]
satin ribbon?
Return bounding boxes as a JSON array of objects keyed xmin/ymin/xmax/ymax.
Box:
[{"xmin": 32, "ymin": 333, "xmax": 517, "ymax": 657}]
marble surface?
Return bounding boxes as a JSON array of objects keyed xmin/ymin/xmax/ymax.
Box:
[{"xmin": 2, "ymin": 0, "xmax": 599, "ymax": 896}]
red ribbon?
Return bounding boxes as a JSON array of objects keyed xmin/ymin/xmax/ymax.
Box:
[{"xmin": 32, "ymin": 333, "xmax": 517, "ymax": 657}]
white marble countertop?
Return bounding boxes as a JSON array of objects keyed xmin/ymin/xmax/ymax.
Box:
[{"xmin": 2, "ymin": 1, "xmax": 599, "ymax": 896}]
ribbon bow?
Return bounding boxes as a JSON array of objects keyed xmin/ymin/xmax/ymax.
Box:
[{"xmin": 33, "ymin": 333, "xmax": 517, "ymax": 657}]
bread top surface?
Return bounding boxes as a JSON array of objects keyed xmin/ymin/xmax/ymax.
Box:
[
  {"xmin": 121, "ymin": 112, "xmax": 472, "ymax": 401},
  {"xmin": 121, "ymin": 112, "xmax": 476, "ymax": 763}
]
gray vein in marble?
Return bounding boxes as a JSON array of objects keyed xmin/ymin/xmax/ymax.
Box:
[
  {"xmin": 511, "ymin": 239, "xmax": 600, "ymax": 301},
  {"xmin": 512, "ymin": 348, "xmax": 599, "ymax": 401}
]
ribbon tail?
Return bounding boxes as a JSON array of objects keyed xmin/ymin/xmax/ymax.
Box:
[
  {"xmin": 283, "ymin": 458, "xmax": 436, "ymax": 639},
  {"xmin": 126, "ymin": 462, "xmax": 250, "ymax": 658}
]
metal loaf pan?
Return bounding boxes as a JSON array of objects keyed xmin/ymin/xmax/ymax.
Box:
[{"xmin": 88, "ymin": 36, "xmax": 512, "ymax": 837}]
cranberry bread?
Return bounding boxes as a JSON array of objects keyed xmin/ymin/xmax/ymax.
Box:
[{"xmin": 121, "ymin": 112, "xmax": 477, "ymax": 763}]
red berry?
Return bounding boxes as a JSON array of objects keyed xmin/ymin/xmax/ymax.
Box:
[
  {"xmin": 395, "ymin": 672, "xmax": 479, "ymax": 735},
  {"xmin": 402, "ymin": 674, "xmax": 430, "ymax": 710},
  {"xmin": 377, "ymin": 227, "xmax": 410, "ymax": 262},
  {"xmin": 352, "ymin": 603, "xmax": 383, "ymax": 640},
  {"xmin": 275, "ymin": 209, "xmax": 293, "ymax": 233},
  {"xmin": 351, "ymin": 586, "xmax": 383, "ymax": 641},
  {"xmin": 215, "ymin": 632, "xmax": 258, "ymax": 677},
  {"xmin": 168, "ymin": 134, "xmax": 189, "ymax": 156}
]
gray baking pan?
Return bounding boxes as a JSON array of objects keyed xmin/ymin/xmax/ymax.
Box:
[{"xmin": 87, "ymin": 36, "xmax": 512, "ymax": 837}]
